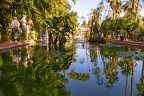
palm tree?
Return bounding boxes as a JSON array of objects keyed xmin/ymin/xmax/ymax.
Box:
[
  {"xmin": 130, "ymin": 57, "xmax": 135, "ymax": 96},
  {"xmin": 123, "ymin": 0, "xmax": 141, "ymax": 22},
  {"xmin": 135, "ymin": 0, "xmax": 140, "ymax": 22},
  {"xmin": 107, "ymin": 0, "xmax": 122, "ymax": 19},
  {"xmin": 118, "ymin": 57, "xmax": 135, "ymax": 95},
  {"xmin": 72, "ymin": 0, "xmax": 76, "ymax": 4},
  {"xmin": 132, "ymin": 0, "xmax": 136, "ymax": 10},
  {"xmin": 81, "ymin": 16, "xmax": 86, "ymax": 26},
  {"xmin": 124, "ymin": 73, "xmax": 128, "ymax": 96},
  {"xmin": 104, "ymin": 56, "xmax": 119, "ymax": 87},
  {"xmin": 99, "ymin": 0, "xmax": 105, "ymax": 12},
  {"xmin": 123, "ymin": 1, "xmax": 133, "ymax": 12},
  {"xmin": 88, "ymin": 8, "xmax": 101, "ymax": 40}
]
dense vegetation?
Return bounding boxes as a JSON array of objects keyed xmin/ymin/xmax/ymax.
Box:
[
  {"xmin": 0, "ymin": 0, "xmax": 78, "ymax": 42},
  {"xmin": 87, "ymin": 0, "xmax": 144, "ymax": 42},
  {"xmin": 1, "ymin": 0, "xmax": 144, "ymax": 43}
]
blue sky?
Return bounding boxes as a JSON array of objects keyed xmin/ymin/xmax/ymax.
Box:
[{"xmin": 68, "ymin": 0, "xmax": 144, "ymax": 23}]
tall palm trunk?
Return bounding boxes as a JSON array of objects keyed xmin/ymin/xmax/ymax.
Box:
[
  {"xmin": 135, "ymin": 0, "xmax": 140, "ymax": 22},
  {"xmin": 48, "ymin": 32, "xmax": 53, "ymax": 46},
  {"xmin": 124, "ymin": 75, "xmax": 128, "ymax": 96},
  {"xmin": 72, "ymin": 0, "xmax": 76, "ymax": 4},
  {"xmin": 53, "ymin": 36, "xmax": 58, "ymax": 45},
  {"xmin": 108, "ymin": 0, "xmax": 122, "ymax": 19},
  {"xmin": 90, "ymin": 17, "xmax": 94, "ymax": 39},
  {"xmin": 132, "ymin": 0, "xmax": 136, "ymax": 10},
  {"xmin": 130, "ymin": 58, "xmax": 135, "ymax": 96}
]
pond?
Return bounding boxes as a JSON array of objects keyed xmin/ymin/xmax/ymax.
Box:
[{"xmin": 0, "ymin": 42, "xmax": 144, "ymax": 96}]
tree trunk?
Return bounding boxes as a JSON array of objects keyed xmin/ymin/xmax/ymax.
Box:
[
  {"xmin": 130, "ymin": 58, "xmax": 134, "ymax": 96},
  {"xmin": 90, "ymin": 18, "xmax": 94, "ymax": 35},
  {"xmin": 48, "ymin": 32, "xmax": 53, "ymax": 46},
  {"xmin": 132, "ymin": 0, "xmax": 136, "ymax": 10},
  {"xmin": 59, "ymin": 38, "xmax": 62, "ymax": 47},
  {"xmin": 124, "ymin": 75, "xmax": 128, "ymax": 96},
  {"xmin": 53, "ymin": 36, "xmax": 58, "ymax": 45},
  {"xmin": 135, "ymin": 0, "xmax": 140, "ymax": 22}
]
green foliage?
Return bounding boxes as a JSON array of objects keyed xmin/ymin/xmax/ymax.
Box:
[
  {"xmin": 100, "ymin": 46, "xmax": 121, "ymax": 58},
  {"xmin": 100, "ymin": 18, "xmax": 123, "ymax": 34},
  {"xmin": 0, "ymin": 32, "xmax": 1, "ymax": 41},
  {"xmin": 118, "ymin": 57, "xmax": 134, "ymax": 76},
  {"xmin": 123, "ymin": 12, "xmax": 138, "ymax": 35},
  {"xmin": 100, "ymin": 11, "xmax": 142, "ymax": 36},
  {"xmin": 89, "ymin": 8, "xmax": 101, "ymax": 35},
  {"xmin": 90, "ymin": 0, "xmax": 143, "ymax": 42},
  {"xmin": 136, "ymin": 81, "xmax": 144, "ymax": 96},
  {"xmin": 45, "ymin": 11, "xmax": 78, "ymax": 45},
  {"xmin": 0, "ymin": 0, "xmax": 77, "ymax": 41},
  {"xmin": 67, "ymin": 68, "xmax": 90, "ymax": 81},
  {"xmin": 105, "ymin": 66, "xmax": 118, "ymax": 86},
  {"xmin": 0, "ymin": 45, "xmax": 76, "ymax": 96},
  {"xmin": 0, "ymin": 54, "xmax": 3, "ymax": 67},
  {"xmin": 100, "ymin": 18, "xmax": 112, "ymax": 34},
  {"xmin": 107, "ymin": 0, "xmax": 122, "ymax": 19}
]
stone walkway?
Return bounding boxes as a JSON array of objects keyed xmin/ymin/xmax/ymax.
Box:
[
  {"xmin": 105, "ymin": 39, "xmax": 144, "ymax": 47},
  {"xmin": 0, "ymin": 39, "xmax": 44, "ymax": 52}
]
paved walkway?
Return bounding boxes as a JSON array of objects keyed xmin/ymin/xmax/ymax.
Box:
[
  {"xmin": 105, "ymin": 38, "xmax": 144, "ymax": 47},
  {"xmin": 0, "ymin": 39, "xmax": 44, "ymax": 52}
]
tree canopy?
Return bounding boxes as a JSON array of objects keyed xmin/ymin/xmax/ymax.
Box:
[{"xmin": 0, "ymin": 0, "xmax": 78, "ymax": 42}]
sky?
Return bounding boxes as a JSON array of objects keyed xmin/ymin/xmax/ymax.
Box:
[{"xmin": 68, "ymin": 0, "xmax": 144, "ymax": 23}]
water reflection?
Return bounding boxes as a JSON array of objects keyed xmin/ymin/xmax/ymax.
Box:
[
  {"xmin": 0, "ymin": 44, "xmax": 75, "ymax": 96},
  {"xmin": 11, "ymin": 47, "xmax": 34, "ymax": 68},
  {"xmin": 12, "ymin": 49, "xmax": 21, "ymax": 66},
  {"xmin": 136, "ymin": 61, "xmax": 144, "ymax": 96},
  {"xmin": 66, "ymin": 43, "xmax": 144, "ymax": 96},
  {"xmin": 67, "ymin": 68, "xmax": 90, "ymax": 81},
  {"xmin": 0, "ymin": 43, "xmax": 144, "ymax": 96},
  {"xmin": 99, "ymin": 46, "xmax": 144, "ymax": 95}
]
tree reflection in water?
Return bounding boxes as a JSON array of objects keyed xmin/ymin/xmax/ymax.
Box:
[
  {"xmin": 95, "ymin": 46, "xmax": 140, "ymax": 86},
  {"xmin": 136, "ymin": 60, "xmax": 144, "ymax": 96},
  {"xmin": 0, "ymin": 43, "xmax": 144, "ymax": 95},
  {"xmin": 92, "ymin": 46, "xmax": 104, "ymax": 85},
  {"xmin": 118, "ymin": 56, "xmax": 135, "ymax": 96},
  {"xmin": 97, "ymin": 46, "xmax": 119, "ymax": 88},
  {"xmin": 67, "ymin": 68, "xmax": 90, "ymax": 81},
  {"xmin": 99, "ymin": 45, "xmax": 144, "ymax": 95},
  {"xmin": 0, "ymin": 44, "xmax": 75, "ymax": 96}
]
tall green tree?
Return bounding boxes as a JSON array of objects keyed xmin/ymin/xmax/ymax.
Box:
[
  {"xmin": 107, "ymin": 0, "xmax": 122, "ymax": 19},
  {"xmin": 123, "ymin": 0, "xmax": 141, "ymax": 22}
]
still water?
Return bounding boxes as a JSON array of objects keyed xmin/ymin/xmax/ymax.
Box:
[{"xmin": 0, "ymin": 42, "xmax": 144, "ymax": 96}]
